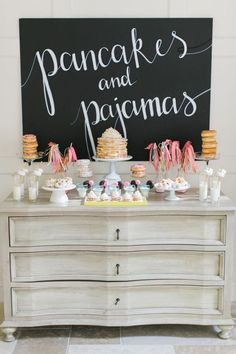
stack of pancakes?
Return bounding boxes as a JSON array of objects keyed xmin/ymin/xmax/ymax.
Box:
[
  {"xmin": 201, "ymin": 130, "xmax": 217, "ymax": 158},
  {"xmin": 22, "ymin": 134, "xmax": 38, "ymax": 160},
  {"xmin": 96, "ymin": 127, "xmax": 128, "ymax": 159}
]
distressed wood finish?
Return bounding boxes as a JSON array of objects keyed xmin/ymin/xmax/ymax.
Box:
[
  {"xmin": 10, "ymin": 214, "xmax": 224, "ymax": 246},
  {"xmin": 11, "ymin": 250, "xmax": 224, "ymax": 282},
  {"xmin": 11, "ymin": 282, "xmax": 222, "ymax": 317},
  {"xmin": 0, "ymin": 189, "xmax": 235, "ymax": 341}
]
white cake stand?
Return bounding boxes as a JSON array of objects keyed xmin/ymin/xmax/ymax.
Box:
[
  {"xmin": 165, "ymin": 184, "xmax": 190, "ymax": 201},
  {"xmin": 93, "ymin": 156, "xmax": 132, "ymax": 182},
  {"xmin": 42, "ymin": 185, "xmax": 76, "ymax": 203}
]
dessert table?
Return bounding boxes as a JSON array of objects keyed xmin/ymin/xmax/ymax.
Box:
[{"xmin": 0, "ymin": 188, "xmax": 235, "ymax": 341}]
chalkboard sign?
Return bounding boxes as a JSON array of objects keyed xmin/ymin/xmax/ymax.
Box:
[{"xmin": 19, "ymin": 18, "xmax": 212, "ymax": 160}]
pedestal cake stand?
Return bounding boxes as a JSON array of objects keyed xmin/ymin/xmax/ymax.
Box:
[
  {"xmin": 42, "ymin": 185, "xmax": 76, "ymax": 203},
  {"xmin": 165, "ymin": 184, "xmax": 190, "ymax": 201},
  {"xmin": 93, "ymin": 156, "xmax": 132, "ymax": 182}
]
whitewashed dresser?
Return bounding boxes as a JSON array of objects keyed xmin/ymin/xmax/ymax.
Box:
[{"xmin": 0, "ymin": 189, "xmax": 235, "ymax": 341}]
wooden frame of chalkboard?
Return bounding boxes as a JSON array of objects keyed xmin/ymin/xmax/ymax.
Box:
[{"xmin": 19, "ymin": 18, "xmax": 212, "ymax": 160}]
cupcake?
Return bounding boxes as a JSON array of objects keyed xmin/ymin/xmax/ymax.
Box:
[
  {"xmin": 87, "ymin": 190, "xmax": 98, "ymax": 201},
  {"xmin": 46, "ymin": 178, "xmax": 56, "ymax": 188},
  {"xmin": 122, "ymin": 191, "xmax": 133, "ymax": 202},
  {"xmin": 133, "ymin": 190, "xmax": 143, "ymax": 201},
  {"xmin": 111, "ymin": 190, "xmax": 121, "ymax": 201},
  {"xmin": 100, "ymin": 192, "xmax": 110, "ymax": 201}
]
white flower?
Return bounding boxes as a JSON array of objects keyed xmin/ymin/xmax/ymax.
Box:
[
  {"xmin": 204, "ymin": 167, "xmax": 213, "ymax": 176},
  {"xmin": 217, "ymin": 168, "xmax": 226, "ymax": 178}
]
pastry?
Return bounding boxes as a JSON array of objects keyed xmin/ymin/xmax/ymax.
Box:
[
  {"xmin": 22, "ymin": 134, "xmax": 38, "ymax": 160},
  {"xmin": 122, "ymin": 191, "xmax": 133, "ymax": 201},
  {"xmin": 130, "ymin": 164, "xmax": 146, "ymax": 178},
  {"xmin": 86, "ymin": 190, "xmax": 98, "ymax": 201},
  {"xmin": 201, "ymin": 130, "xmax": 217, "ymax": 158},
  {"xmin": 100, "ymin": 192, "xmax": 110, "ymax": 201},
  {"xmin": 175, "ymin": 177, "xmax": 189, "ymax": 191},
  {"xmin": 133, "ymin": 190, "xmax": 143, "ymax": 201},
  {"xmin": 96, "ymin": 127, "xmax": 128, "ymax": 159},
  {"xmin": 111, "ymin": 190, "xmax": 121, "ymax": 201},
  {"xmin": 45, "ymin": 177, "xmax": 73, "ymax": 189},
  {"xmin": 201, "ymin": 130, "xmax": 216, "ymax": 138}
]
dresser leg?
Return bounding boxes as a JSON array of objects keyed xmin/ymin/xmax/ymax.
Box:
[
  {"xmin": 1, "ymin": 327, "xmax": 17, "ymax": 342},
  {"xmin": 217, "ymin": 325, "xmax": 234, "ymax": 339}
]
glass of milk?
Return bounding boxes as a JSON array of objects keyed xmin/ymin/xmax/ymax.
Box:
[
  {"xmin": 28, "ymin": 173, "xmax": 38, "ymax": 201},
  {"xmin": 210, "ymin": 176, "xmax": 221, "ymax": 204},
  {"xmin": 199, "ymin": 172, "xmax": 208, "ymax": 202}
]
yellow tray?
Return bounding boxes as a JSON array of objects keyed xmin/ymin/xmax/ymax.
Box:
[{"xmin": 84, "ymin": 199, "xmax": 147, "ymax": 206}]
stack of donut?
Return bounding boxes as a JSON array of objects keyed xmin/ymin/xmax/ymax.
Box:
[
  {"xmin": 201, "ymin": 130, "xmax": 217, "ymax": 158},
  {"xmin": 22, "ymin": 134, "xmax": 38, "ymax": 160},
  {"xmin": 130, "ymin": 164, "xmax": 146, "ymax": 178}
]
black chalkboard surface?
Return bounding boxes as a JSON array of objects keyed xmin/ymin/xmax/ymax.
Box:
[{"xmin": 19, "ymin": 18, "xmax": 212, "ymax": 160}]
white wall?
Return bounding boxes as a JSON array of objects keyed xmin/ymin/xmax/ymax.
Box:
[{"xmin": 0, "ymin": 0, "xmax": 236, "ymax": 309}]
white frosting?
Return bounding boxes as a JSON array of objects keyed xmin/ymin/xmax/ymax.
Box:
[
  {"xmin": 101, "ymin": 127, "xmax": 122, "ymax": 139},
  {"xmin": 100, "ymin": 192, "xmax": 110, "ymax": 201},
  {"xmin": 122, "ymin": 192, "xmax": 133, "ymax": 201},
  {"xmin": 111, "ymin": 190, "xmax": 121, "ymax": 200},
  {"xmin": 133, "ymin": 190, "xmax": 143, "ymax": 201},
  {"xmin": 46, "ymin": 177, "xmax": 73, "ymax": 189},
  {"xmin": 87, "ymin": 190, "xmax": 97, "ymax": 200}
]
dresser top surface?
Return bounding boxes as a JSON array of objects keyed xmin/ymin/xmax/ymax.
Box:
[{"xmin": 0, "ymin": 188, "xmax": 235, "ymax": 215}]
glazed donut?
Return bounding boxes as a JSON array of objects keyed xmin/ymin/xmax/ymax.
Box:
[
  {"xmin": 201, "ymin": 153, "xmax": 216, "ymax": 159},
  {"xmin": 201, "ymin": 130, "xmax": 216, "ymax": 138},
  {"xmin": 202, "ymin": 142, "xmax": 217, "ymax": 148},
  {"xmin": 22, "ymin": 134, "xmax": 37, "ymax": 142},
  {"xmin": 202, "ymin": 148, "xmax": 217, "ymax": 154},
  {"xmin": 202, "ymin": 137, "xmax": 216, "ymax": 143}
]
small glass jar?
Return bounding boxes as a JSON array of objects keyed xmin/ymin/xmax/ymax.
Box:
[
  {"xmin": 92, "ymin": 184, "xmax": 103, "ymax": 198},
  {"xmin": 13, "ymin": 173, "xmax": 22, "ymax": 201},
  {"xmin": 139, "ymin": 184, "xmax": 150, "ymax": 198},
  {"xmin": 76, "ymin": 183, "xmax": 88, "ymax": 199},
  {"xmin": 28, "ymin": 173, "xmax": 37, "ymax": 201},
  {"xmin": 17, "ymin": 169, "xmax": 26, "ymax": 197},
  {"xmin": 210, "ymin": 175, "xmax": 221, "ymax": 204},
  {"xmin": 124, "ymin": 185, "xmax": 135, "ymax": 197},
  {"xmin": 77, "ymin": 160, "xmax": 93, "ymax": 178},
  {"xmin": 198, "ymin": 172, "xmax": 208, "ymax": 202},
  {"xmin": 33, "ymin": 169, "xmax": 42, "ymax": 196}
]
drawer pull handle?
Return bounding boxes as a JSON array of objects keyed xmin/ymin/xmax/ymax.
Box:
[
  {"xmin": 116, "ymin": 229, "xmax": 120, "ymax": 240},
  {"xmin": 115, "ymin": 298, "xmax": 120, "ymax": 305},
  {"xmin": 116, "ymin": 264, "xmax": 120, "ymax": 275}
]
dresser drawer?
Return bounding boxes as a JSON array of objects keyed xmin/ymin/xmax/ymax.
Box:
[
  {"xmin": 12, "ymin": 282, "xmax": 223, "ymax": 317},
  {"xmin": 9, "ymin": 215, "xmax": 225, "ymax": 246},
  {"xmin": 11, "ymin": 250, "xmax": 224, "ymax": 282}
]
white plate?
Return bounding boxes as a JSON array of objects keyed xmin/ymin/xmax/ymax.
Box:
[
  {"xmin": 93, "ymin": 156, "xmax": 132, "ymax": 162},
  {"xmin": 42, "ymin": 184, "xmax": 76, "ymax": 192}
]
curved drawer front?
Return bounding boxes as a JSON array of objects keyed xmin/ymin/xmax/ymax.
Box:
[
  {"xmin": 11, "ymin": 250, "xmax": 223, "ymax": 282},
  {"xmin": 12, "ymin": 282, "xmax": 223, "ymax": 317},
  {"xmin": 9, "ymin": 215, "xmax": 224, "ymax": 246}
]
